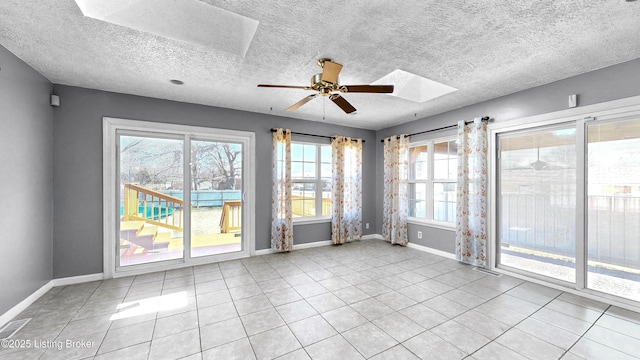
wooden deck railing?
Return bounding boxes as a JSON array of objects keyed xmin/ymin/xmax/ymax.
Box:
[
  {"xmin": 123, "ymin": 183, "xmax": 184, "ymax": 231},
  {"xmin": 220, "ymin": 200, "xmax": 242, "ymax": 233},
  {"xmin": 292, "ymin": 196, "xmax": 332, "ymax": 217}
]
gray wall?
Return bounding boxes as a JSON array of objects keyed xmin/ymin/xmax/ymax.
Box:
[
  {"xmin": 376, "ymin": 58, "xmax": 640, "ymax": 252},
  {"xmin": 0, "ymin": 46, "xmax": 53, "ymax": 314},
  {"xmin": 4, "ymin": 45, "xmax": 639, "ymax": 293},
  {"xmin": 51, "ymin": 85, "xmax": 376, "ymax": 278}
]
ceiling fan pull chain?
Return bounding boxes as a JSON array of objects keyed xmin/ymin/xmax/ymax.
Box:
[{"xmin": 323, "ymin": 96, "xmax": 326, "ymax": 120}]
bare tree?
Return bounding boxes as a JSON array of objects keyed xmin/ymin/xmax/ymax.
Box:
[
  {"xmin": 212, "ymin": 143, "xmax": 241, "ymax": 190},
  {"xmin": 190, "ymin": 143, "xmax": 216, "ymax": 191},
  {"xmin": 120, "ymin": 137, "xmax": 183, "ymax": 187},
  {"xmin": 120, "ymin": 137, "xmax": 241, "ymax": 191}
]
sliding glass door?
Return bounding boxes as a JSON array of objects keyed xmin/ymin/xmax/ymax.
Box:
[
  {"xmin": 106, "ymin": 118, "xmax": 254, "ymax": 275},
  {"xmin": 496, "ymin": 115, "xmax": 640, "ymax": 303},
  {"xmin": 586, "ymin": 118, "xmax": 640, "ymax": 301},
  {"xmin": 119, "ymin": 134, "xmax": 185, "ymax": 266},
  {"xmin": 497, "ymin": 125, "xmax": 577, "ymax": 283},
  {"xmin": 190, "ymin": 139, "xmax": 243, "ymax": 258}
]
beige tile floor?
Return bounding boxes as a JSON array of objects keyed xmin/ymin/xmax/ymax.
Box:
[{"xmin": 2, "ymin": 240, "xmax": 640, "ymax": 360}]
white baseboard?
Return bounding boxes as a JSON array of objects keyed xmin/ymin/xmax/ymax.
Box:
[
  {"xmin": 256, "ymin": 235, "xmax": 387, "ymax": 255},
  {"xmin": 0, "ymin": 273, "xmax": 103, "ymax": 328},
  {"xmin": 294, "ymin": 240, "xmax": 332, "ymax": 250},
  {"xmin": 255, "ymin": 248, "xmax": 277, "ymax": 256},
  {"xmin": 407, "ymin": 242, "xmax": 456, "ymax": 260},
  {"xmin": 50, "ymin": 273, "xmax": 104, "ymax": 287},
  {"xmin": 0, "ymin": 282, "xmax": 52, "ymax": 328},
  {"xmin": 256, "ymin": 240, "xmax": 333, "ymax": 255},
  {"xmin": 361, "ymin": 233, "xmax": 456, "ymax": 260}
]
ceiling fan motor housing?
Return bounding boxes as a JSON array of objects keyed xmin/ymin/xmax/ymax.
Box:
[{"xmin": 311, "ymin": 73, "xmax": 337, "ymax": 95}]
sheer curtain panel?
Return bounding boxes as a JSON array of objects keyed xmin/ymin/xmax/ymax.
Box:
[
  {"xmin": 382, "ymin": 135, "xmax": 409, "ymax": 245},
  {"xmin": 271, "ymin": 128, "xmax": 293, "ymax": 251},
  {"xmin": 456, "ymin": 117, "xmax": 488, "ymax": 266},
  {"xmin": 331, "ymin": 136, "xmax": 363, "ymax": 245}
]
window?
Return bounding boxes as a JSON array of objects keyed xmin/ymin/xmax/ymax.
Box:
[
  {"xmin": 408, "ymin": 138, "xmax": 457, "ymax": 224},
  {"xmin": 291, "ymin": 142, "xmax": 332, "ymax": 220}
]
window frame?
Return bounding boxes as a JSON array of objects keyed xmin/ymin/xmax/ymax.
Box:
[
  {"xmin": 290, "ymin": 140, "xmax": 332, "ymax": 224},
  {"xmin": 407, "ymin": 135, "xmax": 457, "ymax": 230}
]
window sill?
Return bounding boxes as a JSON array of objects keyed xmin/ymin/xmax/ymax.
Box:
[
  {"xmin": 407, "ymin": 218, "xmax": 455, "ymax": 232},
  {"xmin": 293, "ymin": 217, "xmax": 331, "ymax": 225}
]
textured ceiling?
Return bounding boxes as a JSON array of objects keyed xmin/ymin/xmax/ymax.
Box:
[{"xmin": 1, "ymin": 1, "xmax": 640, "ymax": 130}]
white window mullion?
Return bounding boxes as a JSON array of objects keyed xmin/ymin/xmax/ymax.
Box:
[
  {"xmin": 575, "ymin": 119, "xmax": 588, "ymax": 290},
  {"xmin": 316, "ymin": 144, "xmax": 322, "ymax": 217},
  {"xmin": 427, "ymin": 141, "xmax": 435, "ymax": 221},
  {"xmin": 183, "ymin": 135, "xmax": 192, "ymax": 262}
]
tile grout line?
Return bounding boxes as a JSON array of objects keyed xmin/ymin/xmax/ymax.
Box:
[
  {"xmin": 462, "ymin": 288, "xmax": 564, "ymax": 359},
  {"xmin": 303, "ymin": 261, "xmax": 503, "ymax": 358},
  {"xmin": 402, "ymin": 272, "xmax": 521, "ymax": 348},
  {"xmin": 66, "ymin": 280, "xmax": 110, "ymax": 358},
  {"xmin": 147, "ymin": 270, "xmax": 166, "ymax": 360},
  {"xmin": 336, "ymin": 251, "xmax": 478, "ymax": 357},
  {"xmin": 232, "ymin": 262, "xmax": 260, "ymax": 359},
  {"xmin": 181, "ymin": 266, "xmax": 201, "ymax": 360},
  {"xmin": 59, "ymin": 278, "xmax": 130, "ymax": 358},
  {"xmin": 559, "ymin": 304, "xmax": 612, "ymax": 360},
  {"xmin": 104, "ymin": 270, "xmax": 164, "ymax": 357},
  {"xmin": 19, "ymin": 241, "xmax": 640, "ymax": 360}
]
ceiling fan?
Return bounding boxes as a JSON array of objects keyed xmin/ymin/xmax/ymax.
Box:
[
  {"xmin": 257, "ymin": 58, "xmax": 394, "ymax": 114},
  {"xmin": 505, "ymin": 147, "xmax": 569, "ymax": 171}
]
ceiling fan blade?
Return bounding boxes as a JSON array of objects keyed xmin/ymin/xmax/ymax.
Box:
[
  {"xmin": 321, "ymin": 60, "xmax": 343, "ymax": 85},
  {"xmin": 258, "ymin": 84, "xmax": 311, "ymax": 90},
  {"xmin": 286, "ymin": 94, "xmax": 318, "ymax": 111},
  {"xmin": 329, "ymin": 94, "xmax": 356, "ymax": 114},
  {"xmin": 342, "ymin": 85, "xmax": 394, "ymax": 93}
]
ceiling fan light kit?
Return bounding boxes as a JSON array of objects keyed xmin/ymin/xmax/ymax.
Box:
[{"xmin": 258, "ymin": 58, "xmax": 394, "ymax": 114}]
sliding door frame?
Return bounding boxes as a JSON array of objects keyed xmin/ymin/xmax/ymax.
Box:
[
  {"xmin": 488, "ymin": 95, "xmax": 640, "ymax": 311},
  {"xmin": 103, "ymin": 117, "xmax": 256, "ymax": 278}
]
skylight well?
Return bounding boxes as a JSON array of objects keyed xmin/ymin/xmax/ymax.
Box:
[
  {"xmin": 74, "ymin": 0, "xmax": 259, "ymax": 56},
  {"xmin": 372, "ymin": 69, "xmax": 457, "ymax": 103}
]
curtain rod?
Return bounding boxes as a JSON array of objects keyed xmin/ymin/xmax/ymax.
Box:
[
  {"xmin": 380, "ymin": 116, "xmax": 490, "ymax": 142},
  {"xmin": 270, "ymin": 128, "xmax": 365, "ymax": 143}
]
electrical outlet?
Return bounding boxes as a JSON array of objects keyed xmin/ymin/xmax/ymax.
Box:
[
  {"xmin": 365, "ymin": 223, "xmax": 370, "ymax": 229},
  {"xmin": 417, "ymin": 231, "xmax": 422, "ymax": 239}
]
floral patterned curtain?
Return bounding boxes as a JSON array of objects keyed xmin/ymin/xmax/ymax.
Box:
[
  {"xmin": 271, "ymin": 128, "xmax": 293, "ymax": 251},
  {"xmin": 331, "ymin": 136, "xmax": 363, "ymax": 245},
  {"xmin": 382, "ymin": 135, "xmax": 409, "ymax": 245},
  {"xmin": 456, "ymin": 117, "xmax": 488, "ymax": 266}
]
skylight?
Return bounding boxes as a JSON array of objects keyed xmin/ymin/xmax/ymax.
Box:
[
  {"xmin": 372, "ymin": 69, "xmax": 457, "ymax": 103},
  {"xmin": 74, "ymin": 0, "xmax": 259, "ymax": 56}
]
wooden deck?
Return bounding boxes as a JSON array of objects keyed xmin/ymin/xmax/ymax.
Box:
[{"xmin": 167, "ymin": 232, "xmax": 240, "ymax": 250}]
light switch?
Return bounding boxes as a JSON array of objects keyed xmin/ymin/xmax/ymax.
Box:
[{"xmin": 569, "ymin": 94, "xmax": 577, "ymax": 108}]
